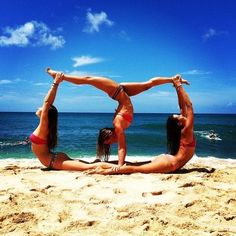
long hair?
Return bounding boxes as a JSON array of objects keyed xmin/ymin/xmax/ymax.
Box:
[
  {"xmin": 47, "ymin": 105, "xmax": 58, "ymax": 150},
  {"xmin": 166, "ymin": 115, "xmax": 182, "ymax": 155},
  {"xmin": 97, "ymin": 128, "xmax": 114, "ymax": 161}
]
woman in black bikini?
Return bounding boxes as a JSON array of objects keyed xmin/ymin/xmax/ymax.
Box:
[
  {"xmin": 30, "ymin": 72, "xmax": 117, "ymax": 171},
  {"xmin": 90, "ymin": 75, "xmax": 195, "ymax": 174},
  {"xmin": 47, "ymin": 68, "xmax": 184, "ymax": 166}
]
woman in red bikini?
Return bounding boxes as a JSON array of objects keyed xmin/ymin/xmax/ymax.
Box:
[
  {"xmin": 30, "ymin": 72, "xmax": 117, "ymax": 171},
  {"xmin": 91, "ymin": 75, "xmax": 195, "ymax": 174},
  {"xmin": 47, "ymin": 68, "xmax": 186, "ymax": 166}
]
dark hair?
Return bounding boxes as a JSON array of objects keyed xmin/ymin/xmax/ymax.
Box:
[
  {"xmin": 47, "ymin": 105, "xmax": 58, "ymax": 150},
  {"xmin": 166, "ymin": 115, "xmax": 182, "ymax": 155},
  {"xmin": 97, "ymin": 128, "xmax": 114, "ymax": 161}
]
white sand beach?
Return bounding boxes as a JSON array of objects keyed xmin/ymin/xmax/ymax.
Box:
[{"xmin": 0, "ymin": 157, "xmax": 236, "ymax": 236}]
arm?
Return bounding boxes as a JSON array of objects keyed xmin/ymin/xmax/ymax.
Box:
[
  {"xmin": 173, "ymin": 76, "xmax": 194, "ymax": 131},
  {"xmin": 115, "ymin": 127, "xmax": 127, "ymax": 166},
  {"xmin": 173, "ymin": 76, "xmax": 187, "ymax": 116},
  {"xmin": 42, "ymin": 73, "xmax": 62, "ymax": 111},
  {"xmin": 39, "ymin": 73, "xmax": 62, "ymax": 129},
  {"xmin": 179, "ymin": 86, "xmax": 194, "ymax": 131}
]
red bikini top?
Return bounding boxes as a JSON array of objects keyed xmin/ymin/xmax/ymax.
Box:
[{"xmin": 30, "ymin": 133, "xmax": 47, "ymax": 145}]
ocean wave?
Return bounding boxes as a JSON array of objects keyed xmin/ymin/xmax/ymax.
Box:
[
  {"xmin": 195, "ymin": 130, "xmax": 222, "ymax": 141},
  {"xmin": 132, "ymin": 123, "xmax": 163, "ymax": 130},
  {"xmin": 0, "ymin": 140, "xmax": 30, "ymax": 147}
]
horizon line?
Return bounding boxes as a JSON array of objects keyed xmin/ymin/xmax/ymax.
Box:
[{"xmin": 0, "ymin": 111, "xmax": 235, "ymax": 115}]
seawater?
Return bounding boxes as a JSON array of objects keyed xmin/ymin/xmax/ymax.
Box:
[{"xmin": 0, "ymin": 112, "xmax": 236, "ymax": 160}]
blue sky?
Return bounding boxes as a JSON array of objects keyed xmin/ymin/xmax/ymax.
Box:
[{"xmin": 0, "ymin": 0, "xmax": 235, "ymax": 113}]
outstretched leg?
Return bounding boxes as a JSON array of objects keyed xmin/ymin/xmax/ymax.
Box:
[
  {"xmin": 120, "ymin": 77, "xmax": 174, "ymax": 96},
  {"xmin": 47, "ymin": 68, "xmax": 118, "ymax": 96},
  {"xmin": 115, "ymin": 154, "xmax": 176, "ymax": 174}
]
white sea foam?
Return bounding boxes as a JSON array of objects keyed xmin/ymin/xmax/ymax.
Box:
[
  {"xmin": 0, "ymin": 140, "xmax": 30, "ymax": 147},
  {"xmin": 195, "ymin": 130, "xmax": 222, "ymax": 141}
]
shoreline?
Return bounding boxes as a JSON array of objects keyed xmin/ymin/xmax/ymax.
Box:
[
  {"xmin": 0, "ymin": 157, "xmax": 236, "ymax": 235},
  {"xmin": 1, "ymin": 154, "xmax": 236, "ymax": 162}
]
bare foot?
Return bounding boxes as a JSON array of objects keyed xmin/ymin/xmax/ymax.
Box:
[{"xmin": 46, "ymin": 68, "xmax": 59, "ymax": 79}]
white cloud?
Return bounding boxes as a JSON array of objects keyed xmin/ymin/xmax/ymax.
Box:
[
  {"xmin": 135, "ymin": 91, "xmax": 172, "ymax": 100},
  {"xmin": 202, "ymin": 28, "xmax": 228, "ymax": 41},
  {"xmin": 34, "ymin": 82, "xmax": 50, "ymax": 86},
  {"xmin": 0, "ymin": 80, "xmax": 12, "ymax": 85},
  {"xmin": 119, "ymin": 30, "xmax": 131, "ymax": 41},
  {"xmin": 83, "ymin": 10, "xmax": 114, "ymax": 33},
  {"xmin": 0, "ymin": 21, "xmax": 65, "ymax": 49},
  {"xmin": 0, "ymin": 78, "xmax": 28, "ymax": 85},
  {"xmin": 68, "ymin": 70, "xmax": 97, "ymax": 76},
  {"xmin": 67, "ymin": 69, "xmax": 122, "ymax": 80},
  {"xmin": 181, "ymin": 69, "xmax": 211, "ymax": 75},
  {"xmin": 149, "ymin": 91, "xmax": 172, "ymax": 97},
  {"xmin": 13, "ymin": 78, "xmax": 27, "ymax": 83},
  {"xmin": 72, "ymin": 55, "xmax": 104, "ymax": 67}
]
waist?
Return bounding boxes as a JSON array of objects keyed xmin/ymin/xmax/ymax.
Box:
[
  {"xmin": 30, "ymin": 133, "xmax": 47, "ymax": 145},
  {"xmin": 110, "ymin": 85, "xmax": 124, "ymax": 100},
  {"xmin": 116, "ymin": 112, "xmax": 133, "ymax": 123},
  {"xmin": 180, "ymin": 136, "xmax": 196, "ymax": 148}
]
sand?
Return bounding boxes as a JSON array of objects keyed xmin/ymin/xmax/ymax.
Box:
[{"xmin": 0, "ymin": 157, "xmax": 236, "ymax": 236}]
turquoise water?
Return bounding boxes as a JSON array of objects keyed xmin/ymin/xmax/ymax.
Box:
[{"xmin": 0, "ymin": 112, "xmax": 236, "ymax": 159}]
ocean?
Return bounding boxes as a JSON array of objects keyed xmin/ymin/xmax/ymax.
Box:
[{"xmin": 0, "ymin": 112, "xmax": 236, "ymax": 160}]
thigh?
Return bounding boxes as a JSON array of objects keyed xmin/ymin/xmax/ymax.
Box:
[
  {"xmin": 120, "ymin": 82, "xmax": 151, "ymax": 96},
  {"xmin": 145, "ymin": 154, "xmax": 176, "ymax": 173}
]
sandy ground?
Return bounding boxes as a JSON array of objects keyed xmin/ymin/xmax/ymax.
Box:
[{"xmin": 0, "ymin": 157, "xmax": 236, "ymax": 236}]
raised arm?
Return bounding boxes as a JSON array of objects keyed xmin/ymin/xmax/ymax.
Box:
[
  {"xmin": 42, "ymin": 73, "xmax": 63, "ymax": 111},
  {"xmin": 38, "ymin": 73, "xmax": 63, "ymax": 130},
  {"xmin": 173, "ymin": 76, "xmax": 194, "ymax": 130},
  {"xmin": 180, "ymin": 86, "xmax": 194, "ymax": 131},
  {"xmin": 173, "ymin": 75, "xmax": 187, "ymax": 116}
]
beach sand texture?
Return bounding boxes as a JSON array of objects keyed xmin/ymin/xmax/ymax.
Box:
[{"xmin": 0, "ymin": 157, "xmax": 235, "ymax": 236}]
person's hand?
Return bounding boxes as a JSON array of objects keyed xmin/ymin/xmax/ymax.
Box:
[
  {"xmin": 172, "ymin": 74, "xmax": 181, "ymax": 87},
  {"xmin": 54, "ymin": 72, "xmax": 63, "ymax": 84},
  {"xmin": 172, "ymin": 74, "xmax": 190, "ymax": 87},
  {"xmin": 111, "ymin": 163, "xmax": 126, "ymax": 172}
]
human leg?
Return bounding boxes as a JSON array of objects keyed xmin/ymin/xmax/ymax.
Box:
[
  {"xmin": 115, "ymin": 154, "xmax": 176, "ymax": 174},
  {"xmin": 47, "ymin": 68, "xmax": 118, "ymax": 96},
  {"xmin": 105, "ymin": 160, "xmax": 151, "ymax": 165},
  {"xmin": 120, "ymin": 77, "xmax": 173, "ymax": 96},
  {"xmin": 59, "ymin": 160, "xmax": 99, "ymax": 171}
]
